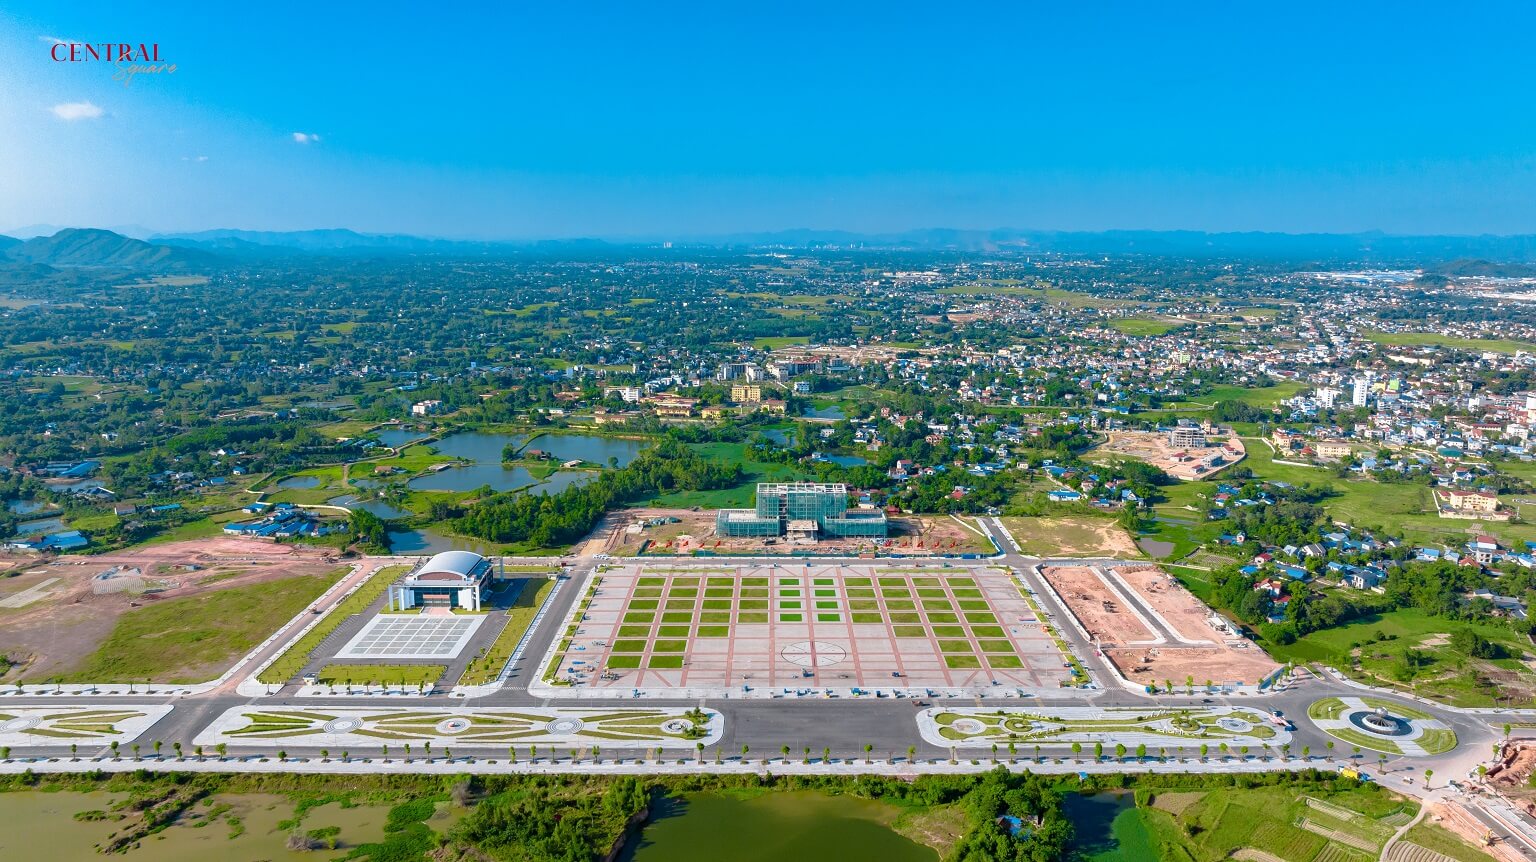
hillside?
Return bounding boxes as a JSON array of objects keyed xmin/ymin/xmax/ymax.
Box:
[{"xmin": 5, "ymin": 228, "xmax": 218, "ymax": 270}]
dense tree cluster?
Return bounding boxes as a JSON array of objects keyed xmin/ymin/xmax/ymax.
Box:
[{"xmin": 453, "ymin": 439, "xmax": 742, "ymax": 547}]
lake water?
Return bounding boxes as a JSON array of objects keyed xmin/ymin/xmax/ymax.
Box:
[
  {"xmin": 0, "ymin": 791, "xmax": 393, "ymax": 862},
  {"xmin": 6, "ymin": 499, "xmax": 49, "ymax": 515},
  {"xmin": 622, "ymin": 791, "xmax": 936, "ymax": 862},
  {"xmin": 329, "ymin": 494, "xmax": 413, "ymax": 519},
  {"xmin": 824, "ymin": 454, "xmax": 868, "ymax": 467},
  {"xmin": 522, "ymin": 432, "xmax": 644, "ymax": 466},
  {"xmin": 1062, "ymin": 791, "xmax": 1156, "ymax": 862},
  {"xmin": 405, "ymin": 431, "xmax": 631, "ymax": 493},
  {"xmin": 275, "ymin": 476, "xmax": 321, "ymax": 490},
  {"xmin": 762, "ymin": 428, "xmax": 794, "ymax": 446}
]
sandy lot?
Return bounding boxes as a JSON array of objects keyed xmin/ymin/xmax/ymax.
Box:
[
  {"xmin": 1040, "ymin": 565, "xmax": 1157, "ymax": 645},
  {"xmin": 1094, "ymin": 430, "xmax": 1246, "ymax": 481},
  {"xmin": 0, "ymin": 538, "xmax": 344, "ymax": 680},
  {"xmin": 1002, "ymin": 516, "xmax": 1141, "ymax": 558},
  {"xmin": 1105, "ymin": 643, "xmax": 1278, "ymax": 688}
]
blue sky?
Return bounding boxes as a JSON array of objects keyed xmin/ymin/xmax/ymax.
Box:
[{"xmin": 3, "ymin": 2, "xmax": 1535, "ymax": 238}]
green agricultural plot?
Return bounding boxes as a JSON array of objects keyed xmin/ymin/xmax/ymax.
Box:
[
  {"xmin": 314, "ymin": 663, "xmax": 443, "ymax": 687},
  {"xmin": 1366, "ymin": 329, "xmax": 1536, "ymax": 355}
]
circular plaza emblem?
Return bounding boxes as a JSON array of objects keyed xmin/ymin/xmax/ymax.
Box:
[
  {"xmin": 780, "ymin": 641, "xmax": 847, "ymax": 668},
  {"xmin": 545, "ymin": 717, "xmax": 586, "ymax": 736},
  {"xmin": 1, "ymin": 717, "xmax": 39, "ymax": 733},
  {"xmin": 322, "ymin": 717, "xmax": 363, "ymax": 734},
  {"xmin": 435, "ymin": 718, "xmax": 472, "ymax": 735}
]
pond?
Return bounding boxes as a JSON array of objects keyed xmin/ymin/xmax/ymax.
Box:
[
  {"xmin": 275, "ymin": 476, "xmax": 321, "ymax": 490},
  {"xmin": 1137, "ymin": 538, "xmax": 1175, "ymax": 559},
  {"xmin": 824, "ymin": 454, "xmax": 868, "ymax": 467},
  {"xmin": 1062, "ymin": 791, "xmax": 1156, "ymax": 862},
  {"xmin": 0, "ymin": 791, "xmax": 394, "ymax": 862},
  {"xmin": 6, "ymin": 499, "xmax": 49, "ymax": 515},
  {"xmin": 11, "ymin": 516, "xmax": 66, "ymax": 537},
  {"xmin": 329, "ymin": 494, "xmax": 413, "ymax": 520},
  {"xmin": 761, "ymin": 428, "xmax": 795, "ymax": 446},
  {"xmin": 621, "ymin": 791, "xmax": 936, "ymax": 862},
  {"xmin": 375, "ymin": 428, "xmax": 427, "ymax": 448},
  {"xmin": 803, "ymin": 405, "xmax": 846, "ymax": 421}
]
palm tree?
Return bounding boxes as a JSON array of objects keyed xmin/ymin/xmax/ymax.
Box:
[
  {"xmin": 152, "ymin": 740, "xmax": 162, "ymax": 757},
  {"xmin": 173, "ymin": 742, "xmax": 183, "ymax": 759},
  {"xmin": 70, "ymin": 743, "xmax": 78, "ymax": 759},
  {"xmin": 1071, "ymin": 742, "xmax": 1083, "ymax": 761},
  {"xmin": 341, "ymin": 750, "xmax": 349, "ymax": 762},
  {"xmin": 741, "ymin": 744, "xmax": 750, "ymax": 762},
  {"xmin": 594, "ymin": 745, "xmax": 602, "ymax": 764},
  {"xmin": 404, "ymin": 743, "xmax": 412, "ymax": 760},
  {"xmin": 782, "ymin": 744, "xmax": 791, "ymax": 763},
  {"xmin": 381, "ymin": 744, "xmax": 390, "ymax": 760},
  {"xmin": 131, "ymin": 743, "xmax": 141, "ymax": 760},
  {"xmin": 1135, "ymin": 743, "xmax": 1147, "ymax": 761},
  {"xmin": 320, "ymin": 749, "xmax": 330, "ymax": 761},
  {"xmin": 195, "ymin": 745, "xmax": 204, "ymax": 760},
  {"xmin": 822, "ymin": 746, "xmax": 831, "ymax": 765},
  {"xmin": 508, "ymin": 745, "xmax": 516, "ymax": 763},
  {"xmin": 216, "ymin": 743, "xmax": 226, "ymax": 759},
  {"xmin": 991, "ymin": 743, "xmax": 999, "ymax": 763},
  {"xmin": 1424, "ymin": 768, "xmax": 1434, "ymax": 788},
  {"xmin": 1115, "ymin": 743, "xmax": 1127, "ymax": 762},
  {"xmin": 1094, "ymin": 741, "xmax": 1104, "ymax": 761},
  {"xmin": 864, "ymin": 743, "xmax": 874, "ymax": 764},
  {"xmin": 1302, "ymin": 745, "xmax": 1310, "ymax": 760},
  {"xmin": 0, "ymin": 746, "xmax": 10, "ymax": 760},
  {"xmin": 803, "ymin": 747, "xmax": 811, "ymax": 764},
  {"xmin": 1325, "ymin": 740, "xmax": 1335, "ymax": 757},
  {"xmin": 1199, "ymin": 744, "xmax": 1209, "ymax": 761},
  {"xmin": 277, "ymin": 750, "xmax": 287, "ymax": 761},
  {"xmin": 906, "ymin": 745, "xmax": 917, "ymax": 764},
  {"xmin": 1218, "ymin": 743, "xmax": 1229, "ymax": 760},
  {"xmin": 696, "ymin": 742, "xmax": 705, "ymax": 763}
]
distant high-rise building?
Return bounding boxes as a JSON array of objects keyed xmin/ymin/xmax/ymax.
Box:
[
  {"xmin": 1351, "ymin": 376, "xmax": 1371, "ymax": 407},
  {"xmin": 1316, "ymin": 387, "xmax": 1340, "ymax": 409}
]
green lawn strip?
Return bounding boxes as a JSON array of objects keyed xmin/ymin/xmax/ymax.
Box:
[
  {"xmin": 647, "ymin": 656, "xmax": 684, "ymax": 669},
  {"xmin": 1414, "ymin": 728, "xmax": 1457, "ymax": 755},
  {"xmin": 944, "ymin": 655, "xmax": 982, "ymax": 669},
  {"xmin": 1323, "ymin": 726, "xmax": 1403, "ymax": 755},
  {"xmin": 315, "ymin": 663, "xmax": 443, "ymax": 686},
  {"xmin": 458, "ymin": 578, "xmax": 556, "ymax": 686}
]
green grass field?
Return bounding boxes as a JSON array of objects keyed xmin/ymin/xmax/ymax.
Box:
[
  {"xmin": 1108, "ymin": 317, "xmax": 1181, "ymax": 336},
  {"xmin": 45, "ymin": 568, "xmax": 345, "ymax": 684},
  {"xmin": 1366, "ymin": 329, "xmax": 1536, "ymax": 355}
]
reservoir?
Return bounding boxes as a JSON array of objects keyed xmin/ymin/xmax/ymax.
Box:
[
  {"xmin": 622, "ymin": 791, "xmax": 936, "ymax": 862},
  {"xmin": 405, "ymin": 431, "xmax": 636, "ymax": 492}
]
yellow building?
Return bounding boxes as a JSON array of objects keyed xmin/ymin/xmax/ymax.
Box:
[{"xmin": 731, "ymin": 385, "xmax": 763, "ymax": 403}]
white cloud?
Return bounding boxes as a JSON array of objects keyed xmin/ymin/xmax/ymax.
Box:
[
  {"xmin": 291, "ymin": 132, "xmax": 321, "ymax": 144},
  {"xmin": 51, "ymin": 101, "xmax": 104, "ymax": 121},
  {"xmin": 181, "ymin": 155, "xmax": 210, "ymax": 162},
  {"xmin": 39, "ymin": 35, "xmax": 69, "ymax": 45}
]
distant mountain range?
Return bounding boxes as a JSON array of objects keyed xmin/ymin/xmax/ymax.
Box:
[{"xmin": 7, "ymin": 226, "xmax": 1536, "ymax": 270}]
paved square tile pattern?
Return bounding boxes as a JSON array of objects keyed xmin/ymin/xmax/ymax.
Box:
[
  {"xmin": 337, "ymin": 614, "xmax": 486, "ymax": 659},
  {"xmin": 550, "ymin": 562, "xmax": 1074, "ymax": 692}
]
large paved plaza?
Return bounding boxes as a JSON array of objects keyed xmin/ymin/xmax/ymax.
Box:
[{"xmin": 542, "ymin": 561, "xmax": 1076, "ymax": 694}]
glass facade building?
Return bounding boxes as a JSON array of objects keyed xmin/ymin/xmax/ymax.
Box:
[{"xmin": 716, "ymin": 483, "xmax": 887, "ymax": 539}]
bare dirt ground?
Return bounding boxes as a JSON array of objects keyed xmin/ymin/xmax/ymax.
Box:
[
  {"xmin": 1040, "ymin": 565, "xmax": 1157, "ymax": 646},
  {"xmin": 0, "ymin": 538, "xmax": 344, "ymax": 680},
  {"xmin": 1043, "ymin": 562, "xmax": 1281, "ymax": 686},
  {"xmin": 1434, "ymin": 801, "xmax": 1528, "ymax": 862},
  {"xmin": 1114, "ymin": 565, "xmax": 1222, "ymax": 643},
  {"xmin": 1105, "ymin": 643, "xmax": 1279, "ymax": 688},
  {"xmin": 587, "ymin": 509, "xmax": 992, "ymax": 558},
  {"xmin": 1094, "ymin": 430, "xmax": 1246, "ymax": 481}
]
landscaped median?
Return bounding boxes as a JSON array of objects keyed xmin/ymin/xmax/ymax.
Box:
[
  {"xmin": 458, "ymin": 577, "xmax": 557, "ymax": 686},
  {"xmin": 918, "ymin": 706, "xmax": 1290, "ymax": 752},
  {"xmin": 256, "ymin": 564, "xmax": 411, "ymax": 685},
  {"xmin": 193, "ymin": 705, "xmax": 723, "ymax": 749}
]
